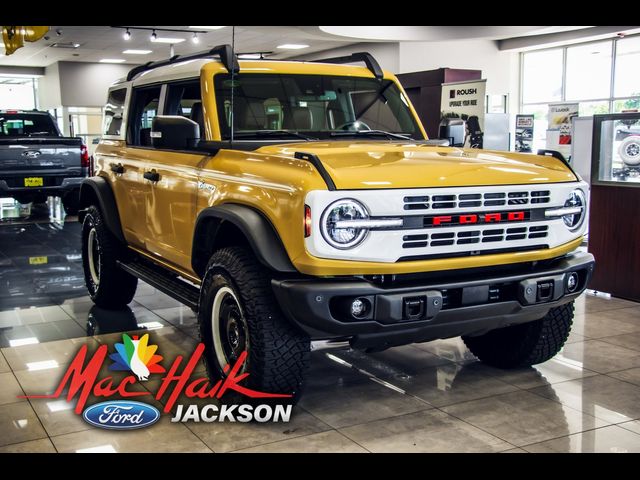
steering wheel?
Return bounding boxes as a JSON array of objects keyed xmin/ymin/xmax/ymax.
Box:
[{"xmin": 337, "ymin": 120, "xmax": 372, "ymax": 131}]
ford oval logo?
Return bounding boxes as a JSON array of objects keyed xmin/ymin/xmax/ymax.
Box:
[
  {"xmin": 82, "ymin": 400, "xmax": 160, "ymax": 430},
  {"xmin": 22, "ymin": 150, "xmax": 41, "ymax": 158}
]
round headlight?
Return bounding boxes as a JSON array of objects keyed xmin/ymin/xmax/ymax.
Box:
[
  {"xmin": 563, "ymin": 189, "xmax": 586, "ymax": 230},
  {"xmin": 321, "ymin": 199, "xmax": 369, "ymax": 249}
]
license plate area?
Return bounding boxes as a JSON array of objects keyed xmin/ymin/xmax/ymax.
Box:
[{"xmin": 24, "ymin": 177, "xmax": 44, "ymax": 187}]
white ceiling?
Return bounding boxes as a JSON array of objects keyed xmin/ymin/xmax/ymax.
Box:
[
  {"xmin": 0, "ymin": 26, "xmax": 352, "ymax": 67},
  {"xmin": 0, "ymin": 26, "xmax": 600, "ymax": 68}
]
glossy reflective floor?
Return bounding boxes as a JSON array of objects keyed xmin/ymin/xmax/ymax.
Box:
[{"xmin": 1, "ymin": 199, "xmax": 640, "ymax": 452}]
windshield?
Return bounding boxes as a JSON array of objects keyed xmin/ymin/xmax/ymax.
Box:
[
  {"xmin": 214, "ymin": 73, "xmax": 424, "ymax": 140},
  {"xmin": 0, "ymin": 113, "xmax": 59, "ymax": 137}
]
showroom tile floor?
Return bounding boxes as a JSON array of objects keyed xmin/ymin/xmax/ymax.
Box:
[{"xmin": 1, "ymin": 208, "xmax": 640, "ymax": 452}]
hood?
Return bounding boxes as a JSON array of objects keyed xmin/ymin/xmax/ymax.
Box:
[{"xmin": 258, "ymin": 141, "xmax": 577, "ymax": 190}]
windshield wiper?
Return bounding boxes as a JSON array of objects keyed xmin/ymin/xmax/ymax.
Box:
[
  {"xmin": 234, "ymin": 130, "xmax": 318, "ymax": 141},
  {"xmin": 329, "ymin": 130, "xmax": 413, "ymax": 141}
]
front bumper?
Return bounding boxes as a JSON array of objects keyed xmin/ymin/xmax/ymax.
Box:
[{"xmin": 272, "ymin": 251, "xmax": 594, "ymax": 350}]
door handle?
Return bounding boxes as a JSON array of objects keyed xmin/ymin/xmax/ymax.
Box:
[
  {"xmin": 143, "ymin": 170, "xmax": 160, "ymax": 182},
  {"xmin": 110, "ymin": 163, "xmax": 124, "ymax": 174}
]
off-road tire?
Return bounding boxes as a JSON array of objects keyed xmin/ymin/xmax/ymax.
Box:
[
  {"xmin": 462, "ymin": 301, "xmax": 574, "ymax": 368},
  {"xmin": 619, "ymin": 135, "xmax": 640, "ymax": 166},
  {"xmin": 81, "ymin": 205, "xmax": 137, "ymax": 309},
  {"xmin": 198, "ymin": 246, "xmax": 310, "ymax": 404}
]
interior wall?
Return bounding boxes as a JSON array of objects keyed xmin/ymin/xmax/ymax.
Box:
[
  {"xmin": 57, "ymin": 62, "xmax": 134, "ymax": 107},
  {"xmin": 38, "ymin": 63, "xmax": 61, "ymax": 110},
  {"xmin": 294, "ymin": 42, "xmax": 400, "ymax": 73},
  {"xmin": 398, "ymin": 40, "xmax": 517, "ymax": 97}
]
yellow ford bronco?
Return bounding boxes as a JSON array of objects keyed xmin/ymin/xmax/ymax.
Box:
[{"xmin": 79, "ymin": 45, "xmax": 594, "ymax": 400}]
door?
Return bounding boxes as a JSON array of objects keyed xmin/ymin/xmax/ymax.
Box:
[
  {"xmin": 113, "ymin": 85, "xmax": 163, "ymax": 249},
  {"xmin": 140, "ymin": 80, "xmax": 207, "ymax": 272}
]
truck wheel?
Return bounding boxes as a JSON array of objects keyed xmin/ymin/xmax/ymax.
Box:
[
  {"xmin": 62, "ymin": 192, "xmax": 80, "ymax": 215},
  {"xmin": 462, "ymin": 302, "xmax": 574, "ymax": 368},
  {"xmin": 619, "ymin": 136, "xmax": 640, "ymax": 166},
  {"xmin": 198, "ymin": 246, "xmax": 310, "ymax": 403},
  {"xmin": 81, "ymin": 205, "xmax": 137, "ymax": 309}
]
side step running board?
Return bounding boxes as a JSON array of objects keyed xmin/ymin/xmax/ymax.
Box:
[{"xmin": 117, "ymin": 259, "xmax": 200, "ymax": 311}]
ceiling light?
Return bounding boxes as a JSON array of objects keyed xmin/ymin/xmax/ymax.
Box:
[
  {"xmin": 77, "ymin": 445, "xmax": 117, "ymax": 453},
  {"xmin": 238, "ymin": 53, "xmax": 262, "ymax": 59},
  {"xmin": 151, "ymin": 30, "xmax": 157, "ymax": 42},
  {"xmin": 189, "ymin": 26, "xmax": 226, "ymax": 30},
  {"xmin": 153, "ymin": 37, "xmax": 185, "ymax": 44},
  {"xmin": 123, "ymin": 49, "xmax": 152, "ymax": 55},
  {"xmin": 138, "ymin": 321, "xmax": 164, "ymax": 330},
  {"xmin": 123, "ymin": 29, "xmax": 131, "ymax": 40},
  {"xmin": 192, "ymin": 33, "xmax": 199, "ymax": 44},
  {"xmin": 9, "ymin": 337, "xmax": 39, "ymax": 347},
  {"xmin": 27, "ymin": 360, "xmax": 59, "ymax": 371},
  {"xmin": 100, "ymin": 59, "xmax": 126, "ymax": 63},
  {"xmin": 277, "ymin": 44, "xmax": 310, "ymax": 50},
  {"xmin": 47, "ymin": 400, "xmax": 73, "ymax": 413}
]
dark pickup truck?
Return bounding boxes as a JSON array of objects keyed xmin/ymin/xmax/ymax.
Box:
[{"xmin": 0, "ymin": 110, "xmax": 89, "ymax": 214}]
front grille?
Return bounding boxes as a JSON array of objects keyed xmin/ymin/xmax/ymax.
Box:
[
  {"xmin": 402, "ymin": 225, "xmax": 548, "ymax": 249},
  {"xmin": 403, "ymin": 189, "xmax": 551, "ymax": 211}
]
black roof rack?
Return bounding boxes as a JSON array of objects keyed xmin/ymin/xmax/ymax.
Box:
[
  {"xmin": 126, "ymin": 44, "xmax": 240, "ymax": 82},
  {"xmin": 314, "ymin": 52, "xmax": 383, "ymax": 80}
]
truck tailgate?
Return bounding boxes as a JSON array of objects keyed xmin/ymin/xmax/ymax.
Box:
[{"xmin": 0, "ymin": 137, "xmax": 83, "ymax": 174}]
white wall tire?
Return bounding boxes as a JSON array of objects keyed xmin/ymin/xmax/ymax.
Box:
[
  {"xmin": 210, "ymin": 286, "xmax": 249, "ymax": 372},
  {"xmin": 619, "ymin": 135, "xmax": 640, "ymax": 166},
  {"xmin": 198, "ymin": 246, "xmax": 310, "ymax": 403},
  {"xmin": 81, "ymin": 205, "xmax": 138, "ymax": 309}
]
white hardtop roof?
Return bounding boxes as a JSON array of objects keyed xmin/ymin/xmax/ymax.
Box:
[{"xmin": 110, "ymin": 57, "xmax": 386, "ymax": 90}]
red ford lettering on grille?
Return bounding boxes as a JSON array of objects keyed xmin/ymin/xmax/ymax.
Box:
[{"xmin": 431, "ymin": 212, "xmax": 525, "ymax": 226}]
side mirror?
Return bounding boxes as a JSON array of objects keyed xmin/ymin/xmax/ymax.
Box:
[{"xmin": 151, "ymin": 115, "xmax": 200, "ymax": 150}]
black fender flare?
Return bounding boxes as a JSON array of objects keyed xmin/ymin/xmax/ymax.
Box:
[
  {"xmin": 192, "ymin": 204, "xmax": 296, "ymax": 275},
  {"xmin": 78, "ymin": 177, "xmax": 126, "ymax": 243}
]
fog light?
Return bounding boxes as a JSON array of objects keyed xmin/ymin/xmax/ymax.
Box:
[
  {"xmin": 350, "ymin": 298, "xmax": 370, "ymax": 318},
  {"xmin": 566, "ymin": 272, "xmax": 579, "ymax": 293}
]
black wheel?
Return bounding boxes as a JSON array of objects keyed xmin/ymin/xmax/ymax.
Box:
[
  {"xmin": 62, "ymin": 192, "xmax": 80, "ymax": 215},
  {"xmin": 81, "ymin": 205, "xmax": 137, "ymax": 309},
  {"xmin": 462, "ymin": 302, "xmax": 574, "ymax": 368},
  {"xmin": 198, "ymin": 246, "xmax": 310, "ymax": 403}
]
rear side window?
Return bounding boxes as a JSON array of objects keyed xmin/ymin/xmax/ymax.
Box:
[
  {"xmin": 127, "ymin": 86, "xmax": 162, "ymax": 147},
  {"xmin": 0, "ymin": 113, "xmax": 59, "ymax": 137},
  {"xmin": 103, "ymin": 88, "xmax": 127, "ymax": 136},
  {"xmin": 164, "ymin": 80, "xmax": 201, "ymax": 117}
]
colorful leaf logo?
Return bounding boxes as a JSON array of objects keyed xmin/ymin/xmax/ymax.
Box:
[{"xmin": 109, "ymin": 333, "xmax": 165, "ymax": 381}]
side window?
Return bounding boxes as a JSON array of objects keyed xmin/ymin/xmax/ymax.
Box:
[
  {"xmin": 103, "ymin": 88, "xmax": 127, "ymax": 136},
  {"xmin": 164, "ymin": 80, "xmax": 204, "ymax": 138},
  {"xmin": 128, "ymin": 86, "xmax": 162, "ymax": 147}
]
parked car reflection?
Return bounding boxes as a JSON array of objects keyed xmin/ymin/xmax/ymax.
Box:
[{"xmin": 0, "ymin": 221, "xmax": 86, "ymax": 309}]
